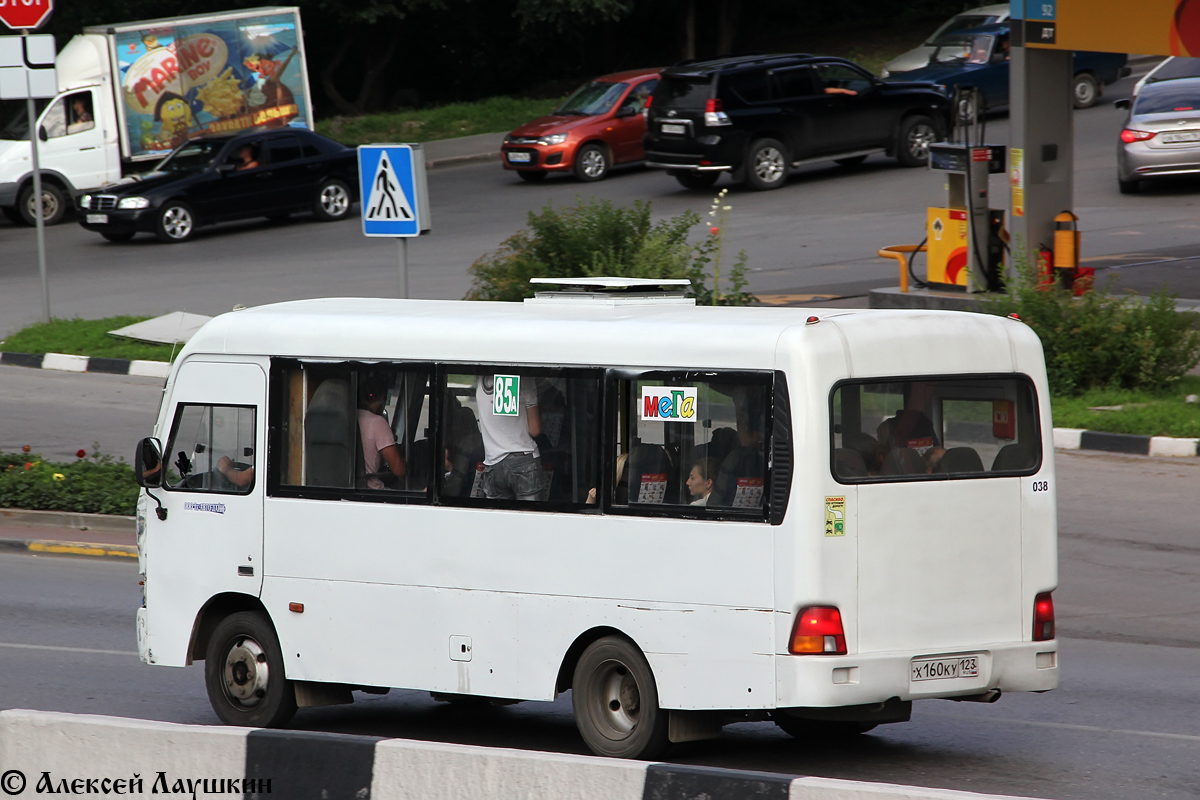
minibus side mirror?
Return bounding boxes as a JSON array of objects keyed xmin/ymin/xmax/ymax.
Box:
[
  {"xmin": 1113, "ymin": 98, "xmax": 1131, "ymax": 111},
  {"xmin": 135, "ymin": 437, "xmax": 163, "ymax": 488},
  {"xmin": 135, "ymin": 437, "xmax": 168, "ymax": 521}
]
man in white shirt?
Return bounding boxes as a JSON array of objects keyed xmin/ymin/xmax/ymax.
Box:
[{"xmin": 475, "ymin": 374, "xmax": 542, "ymax": 501}]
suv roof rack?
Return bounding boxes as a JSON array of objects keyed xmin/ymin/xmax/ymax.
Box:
[
  {"xmin": 524, "ymin": 277, "xmax": 695, "ymax": 306},
  {"xmin": 668, "ymin": 53, "xmax": 811, "ymax": 73}
]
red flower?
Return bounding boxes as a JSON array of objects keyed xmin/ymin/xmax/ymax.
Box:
[
  {"xmin": 21, "ymin": 445, "xmax": 31, "ymax": 453},
  {"xmin": 709, "ymin": 226, "xmax": 720, "ymax": 235},
  {"xmin": 76, "ymin": 449, "xmax": 87, "ymax": 459},
  {"xmin": 24, "ymin": 462, "xmax": 33, "ymax": 470}
]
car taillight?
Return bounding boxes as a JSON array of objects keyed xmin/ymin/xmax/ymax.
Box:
[
  {"xmin": 1033, "ymin": 592, "xmax": 1055, "ymax": 641},
  {"xmin": 1120, "ymin": 129, "xmax": 1156, "ymax": 143},
  {"xmin": 704, "ymin": 97, "xmax": 731, "ymax": 127},
  {"xmin": 789, "ymin": 606, "xmax": 847, "ymax": 654}
]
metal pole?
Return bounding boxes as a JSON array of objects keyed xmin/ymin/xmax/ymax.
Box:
[
  {"xmin": 23, "ymin": 30, "xmax": 50, "ymax": 323},
  {"xmin": 397, "ymin": 237, "xmax": 409, "ymax": 299}
]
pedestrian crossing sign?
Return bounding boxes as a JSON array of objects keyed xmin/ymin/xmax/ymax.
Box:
[{"xmin": 358, "ymin": 144, "xmax": 430, "ymax": 237}]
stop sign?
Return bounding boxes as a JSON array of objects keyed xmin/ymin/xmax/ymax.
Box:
[{"xmin": 0, "ymin": 0, "xmax": 54, "ymax": 31}]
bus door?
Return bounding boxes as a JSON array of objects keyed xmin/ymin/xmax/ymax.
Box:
[
  {"xmin": 832, "ymin": 377, "xmax": 1039, "ymax": 655},
  {"xmin": 153, "ymin": 362, "xmax": 266, "ymax": 620}
]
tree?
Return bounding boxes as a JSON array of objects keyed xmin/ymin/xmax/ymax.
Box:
[{"xmin": 297, "ymin": 0, "xmax": 435, "ymax": 116}]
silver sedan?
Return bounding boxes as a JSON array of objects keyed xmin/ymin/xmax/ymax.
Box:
[{"xmin": 1116, "ymin": 77, "xmax": 1200, "ymax": 193}]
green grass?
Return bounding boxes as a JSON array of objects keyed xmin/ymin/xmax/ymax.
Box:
[
  {"xmin": 1051, "ymin": 376, "xmax": 1200, "ymax": 439},
  {"xmin": 316, "ymin": 96, "xmax": 562, "ymax": 148},
  {"xmin": 0, "ymin": 316, "xmax": 179, "ymax": 363}
]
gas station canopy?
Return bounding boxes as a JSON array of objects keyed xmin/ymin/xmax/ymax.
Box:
[{"xmin": 1014, "ymin": 0, "xmax": 1199, "ymax": 57}]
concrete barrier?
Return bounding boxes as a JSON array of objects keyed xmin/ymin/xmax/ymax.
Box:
[{"xmin": 0, "ymin": 710, "xmax": 1038, "ymax": 800}]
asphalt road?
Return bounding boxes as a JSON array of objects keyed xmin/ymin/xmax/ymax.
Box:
[
  {"xmin": 0, "ymin": 449, "xmax": 1198, "ymax": 799},
  {"xmin": 4, "ymin": 64, "xmax": 1200, "ymax": 338}
]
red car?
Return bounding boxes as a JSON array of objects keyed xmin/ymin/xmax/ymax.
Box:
[{"xmin": 501, "ymin": 68, "xmax": 660, "ymax": 183}]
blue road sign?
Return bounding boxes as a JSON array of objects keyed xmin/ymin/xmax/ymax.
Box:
[{"xmin": 359, "ymin": 145, "xmax": 422, "ymax": 237}]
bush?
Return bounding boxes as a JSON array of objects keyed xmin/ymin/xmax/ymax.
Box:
[
  {"xmin": 466, "ymin": 196, "xmax": 756, "ymax": 305},
  {"xmin": 0, "ymin": 446, "xmax": 138, "ymax": 516},
  {"xmin": 983, "ymin": 255, "xmax": 1200, "ymax": 396}
]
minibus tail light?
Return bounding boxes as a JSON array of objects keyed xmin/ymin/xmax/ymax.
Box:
[
  {"xmin": 1033, "ymin": 592, "xmax": 1055, "ymax": 641},
  {"xmin": 790, "ymin": 606, "xmax": 847, "ymax": 654}
]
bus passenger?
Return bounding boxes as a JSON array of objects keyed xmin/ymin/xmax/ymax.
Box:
[
  {"xmin": 686, "ymin": 457, "xmax": 720, "ymax": 506},
  {"xmin": 359, "ymin": 379, "xmax": 406, "ymax": 489},
  {"xmin": 476, "ymin": 375, "xmax": 543, "ymax": 501}
]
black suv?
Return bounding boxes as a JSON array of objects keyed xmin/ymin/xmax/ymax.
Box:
[{"xmin": 644, "ymin": 54, "xmax": 952, "ymax": 190}]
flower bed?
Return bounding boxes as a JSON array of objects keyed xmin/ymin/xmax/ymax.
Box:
[{"xmin": 0, "ymin": 446, "xmax": 137, "ymax": 516}]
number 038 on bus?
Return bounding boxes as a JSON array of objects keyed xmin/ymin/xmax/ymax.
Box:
[{"xmin": 132, "ymin": 279, "xmax": 1057, "ymax": 759}]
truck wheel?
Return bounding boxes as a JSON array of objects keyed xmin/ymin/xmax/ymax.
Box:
[
  {"xmin": 18, "ymin": 183, "xmax": 66, "ymax": 226},
  {"xmin": 897, "ymin": 115, "xmax": 938, "ymax": 167},
  {"xmin": 313, "ymin": 178, "xmax": 352, "ymax": 221},
  {"xmin": 744, "ymin": 138, "xmax": 789, "ymax": 190},
  {"xmin": 671, "ymin": 170, "xmax": 720, "ymax": 190},
  {"xmin": 1073, "ymin": 73, "xmax": 1099, "ymax": 109},
  {"xmin": 572, "ymin": 635, "xmax": 669, "ymax": 759},
  {"xmin": 155, "ymin": 202, "xmax": 195, "ymax": 243},
  {"xmin": 204, "ymin": 611, "xmax": 297, "ymax": 728}
]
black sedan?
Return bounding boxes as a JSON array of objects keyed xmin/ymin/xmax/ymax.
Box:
[{"xmin": 77, "ymin": 129, "xmax": 358, "ymax": 243}]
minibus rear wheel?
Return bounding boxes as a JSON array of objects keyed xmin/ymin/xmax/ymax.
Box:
[
  {"xmin": 205, "ymin": 611, "xmax": 297, "ymax": 728},
  {"xmin": 571, "ymin": 635, "xmax": 669, "ymax": 759}
]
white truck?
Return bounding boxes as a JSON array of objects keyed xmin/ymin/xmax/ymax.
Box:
[{"xmin": 0, "ymin": 6, "xmax": 313, "ymax": 225}]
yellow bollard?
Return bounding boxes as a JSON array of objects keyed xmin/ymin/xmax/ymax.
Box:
[{"xmin": 878, "ymin": 244, "xmax": 928, "ymax": 293}]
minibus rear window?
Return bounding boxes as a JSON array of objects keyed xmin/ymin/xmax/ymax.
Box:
[{"xmin": 830, "ymin": 375, "xmax": 1040, "ymax": 481}]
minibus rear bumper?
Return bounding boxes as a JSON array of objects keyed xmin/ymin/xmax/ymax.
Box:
[{"xmin": 774, "ymin": 640, "xmax": 1058, "ymax": 709}]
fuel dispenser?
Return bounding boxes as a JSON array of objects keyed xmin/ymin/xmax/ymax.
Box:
[{"xmin": 925, "ymin": 142, "xmax": 1006, "ymax": 292}]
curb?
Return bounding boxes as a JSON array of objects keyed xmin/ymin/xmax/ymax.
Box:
[
  {"xmin": 0, "ymin": 709, "xmax": 1039, "ymax": 800},
  {"xmin": 426, "ymin": 151, "xmax": 499, "ymax": 170},
  {"xmin": 0, "ymin": 538, "xmax": 136, "ymax": 559},
  {"xmin": 1054, "ymin": 427, "xmax": 1199, "ymax": 457},
  {"xmin": 0, "ymin": 351, "xmax": 170, "ymax": 378}
]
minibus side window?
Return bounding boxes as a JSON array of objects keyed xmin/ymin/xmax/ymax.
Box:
[
  {"xmin": 438, "ymin": 367, "xmax": 601, "ymax": 506},
  {"xmin": 831, "ymin": 375, "xmax": 1040, "ymax": 482},
  {"xmin": 271, "ymin": 361, "xmax": 432, "ymax": 498},
  {"xmin": 163, "ymin": 405, "xmax": 256, "ymax": 494},
  {"xmin": 613, "ymin": 373, "xmax": 770, "ymax": 513}
]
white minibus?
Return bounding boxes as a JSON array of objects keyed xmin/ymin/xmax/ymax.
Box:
[{"xmin": 133, "ymin": 281, "xmax": 1058, "ymax": 759}]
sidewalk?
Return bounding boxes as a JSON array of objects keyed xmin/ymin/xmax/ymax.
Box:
[{"xmin": 0, "ymin": 509, "xmax": 135, "ymax": 561}]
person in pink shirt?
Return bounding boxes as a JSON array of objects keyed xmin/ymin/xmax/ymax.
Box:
[{"xmin": 358, "ymin": 379, "xmax": 406, "ymax": 489}]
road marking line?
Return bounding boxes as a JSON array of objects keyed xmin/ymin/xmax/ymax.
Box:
[
  {"xmin": 0, "ymin": 642, "xmax": 137, "ymax": 657},
  {"xmin": 928, "ymin": 712, "xmax": 1200, "ymax": 743}
]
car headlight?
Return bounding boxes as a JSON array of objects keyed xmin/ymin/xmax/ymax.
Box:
[
  {"xmin": 537, "ymin": 133, "xmax": 568, "ymax": 146},
  {"xmin": 79, "ymin": 194, "xmax": 92, "ymax": 209},
  {"xmin": 880, "ymin": 68, "xmax": 891, "ymax": 79},
  {"xmin": 118, "ymin": 197, "xmax": 150, "ymax": 210}
]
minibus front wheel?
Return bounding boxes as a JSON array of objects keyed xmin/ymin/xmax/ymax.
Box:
[
  {"xmin": 571, "ymin": 635, "xmax": 669, "ymax": 759},
  {"xmin": 204, "ymin": 611, "xmax": 297, "ymax": 728}
]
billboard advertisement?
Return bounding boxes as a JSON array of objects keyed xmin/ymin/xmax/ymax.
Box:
[{"xmin": 115, "ymin": 11, "xmax": 309, "ymax": 158}]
